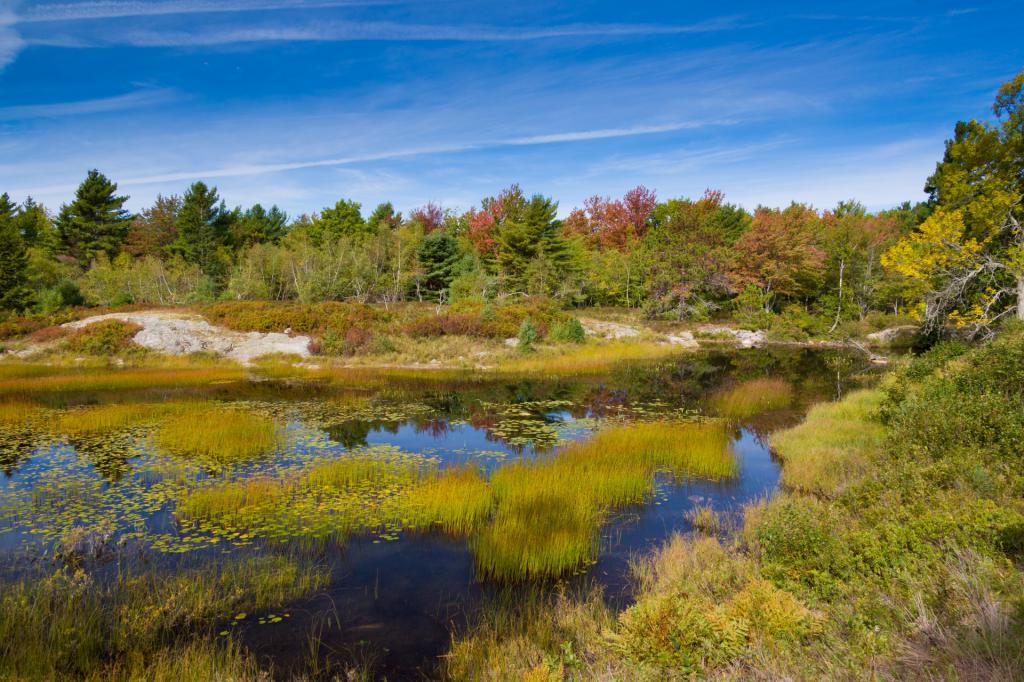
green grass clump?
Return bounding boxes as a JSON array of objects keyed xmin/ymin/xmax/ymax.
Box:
[
  {"xmin": 710, "ymin": 377, "xmax": 794, "ymax": 419},
  {"xmin": 157, "ymin": 409, "xmax": 284, "ymax": 464},
  {"xmin": 771, "ymin": 389, "xmax": 885, "ymax": 497},
  {"xmin": 0, "ymin": 555, "xmax": 326, "ymax": 680},
  {"xmin": 472, "ymin": 485, "xmax": 598, "ymax": 581},
  {"xmin": 472, "ymin": 421, "xmax": 736, "ymax": 580},
  {"xmin": 403, "ymin": 465, "xmax": 495, "ymax": 535}
]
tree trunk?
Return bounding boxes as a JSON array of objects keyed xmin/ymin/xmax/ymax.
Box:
[{"xmin": 1017, "ymin": 274, "xmax": 1024, "ymax": 321}]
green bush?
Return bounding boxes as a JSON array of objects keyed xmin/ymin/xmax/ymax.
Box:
[
  {"xmin": 767, "ymin": 305, "xmax": 826, "ymax": 341},
  {"xmin": 62, "ymin": 320, "xmax": 143, "ymax": 356},
  {"xmin": 548, "ymin": 318, "xmax": 586, "ymax": 344},
  {"xmin": 732, "ymin": 285, "xmax": 774, "ymax": 330},
  {"xmin": 517, "ymin": 318, "xmax": 539, "ymax": 352}
]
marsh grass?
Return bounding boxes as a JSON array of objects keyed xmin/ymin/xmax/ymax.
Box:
[
  {"xmin": 402, "ymin": 465, "xmax": 494, "ymax": 535},
  {"xmin": 710, "ymin": 378, "xmax": 794, "ymax": 419},
  {"xmin": 495, "ymin": 341, "xmax": 683, "ymax": 375},
  {"xmin": 0, "ymin": 366, "xmax": 247, "ymax": 395},
  {"xmin": 684, "ymin": 504, "xmax": 721, "ymax": 535},
  {"xmin": 0, "ymin": 555, "xmax": 327, "ymax": 680},
  {"xmin": 770, "ymin": 389, "xmax": 884, "ymax": 497},
  {"xmin": 178, "ymin": 477, "xmax": 289, "ymax": 520},
  {"xmin": 305, "ymin": 453, "xmax": 425, "ymax": 490},
  {"xmin": 54, "ymin": 401, "xmax": 208, "ymax": 436},
  {"xmin": 0, "ymin": 399, "xmax": 45, "ymax": 427},
  {"xmin": 473, "ymin": 421, "xmax": 737, "ymax": 580},
  {"xmin": 157, "ymin": 408, "xmax": 284, "ymax": 464}
]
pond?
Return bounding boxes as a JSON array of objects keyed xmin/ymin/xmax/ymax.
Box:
[{"xmin": 0, "ymin": 347, "xmax": 881, "ymax": 679}]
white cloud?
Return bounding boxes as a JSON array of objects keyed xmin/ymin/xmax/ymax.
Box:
[
  {"xmin": 16, "ymin": 0, "xmax": 389, "ymax": 23},
  {"xmin": 0, "ymin": 88, "xmax": 180, "ymax": 119}
]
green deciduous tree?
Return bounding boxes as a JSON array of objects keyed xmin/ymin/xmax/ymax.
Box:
[
  {"xmin": 55, "ymin": 170, "xmax": 132, "ymax": 263},
  {"xmin": 309, "ymin": 199, "xmax": 368, "ymax": 243}
]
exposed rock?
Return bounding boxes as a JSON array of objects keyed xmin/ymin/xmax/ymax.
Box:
[
  {"xmin": 578, "ymin": 318, "xmax": 641, "ymax": 340},
  {"xmin": 62, "ymin": 312, "xmax": 311, "ymax": 364},
  {"xmin": 698, "ymin": 326, "xmax": 767, "ymax": 348},
  {"xmin": 865, "ymin": 325, "xmax": 918, "ymax": 347},
  {"xmin": 504, "ymin": 337, "xmax": 518, "ymax": 347},
  {"xmin": 666, "ymin": 331, "xmax": 699, "ymax": 349}
]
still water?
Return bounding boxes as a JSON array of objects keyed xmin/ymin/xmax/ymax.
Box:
[{"xmin": 0, "ymin": 347, "xmax": 880, "ymax": 678}]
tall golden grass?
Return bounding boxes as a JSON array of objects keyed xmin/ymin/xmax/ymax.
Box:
[
  {"xmin": 404, "ymin": 466, "xmax": 495, "ymax": 535},
  {"xmin": 156, "ymin": 409, "xmax": 284, "ymax": 464},
  {"xmin": 473, "ymin": 421, "xmax": 737, "ymax": 580},
  {"xmin": 710, "ymin": 378, "xmax": 794, "ymax": 419}
]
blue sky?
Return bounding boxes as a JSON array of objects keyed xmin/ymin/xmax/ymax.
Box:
[{"xmin": 0, "ymin": 1, "xmax": 1022, "ymax": 217}]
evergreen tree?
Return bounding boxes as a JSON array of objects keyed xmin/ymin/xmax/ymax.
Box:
[
  {"xmin": 0, "ymin": 194, "xmax": 31, "ymax": 310},
  {"xmin": 417, "ymin": 232, "xmax": 460, "ymax": 301},
  {"xmin": 55, "ymin": 170, "xmax": 131, "ymax": 263},
  {"xmin": 368, "ymin": 202, "xmax": 403, "ymax": 231},
  {"xmin": 496, "ymin": 194, "xmax": 569, "ymax": 291},
  {"xmin": 171, "ymin": 181, "xmax": 234, "ymax": 279},
  {"xmin": 13, "ymin": 197, "xmax": 53, "ymax": 249},
  {"xmin": 233, "ymin": 204, "xmax": 288, "ymax": 247}
]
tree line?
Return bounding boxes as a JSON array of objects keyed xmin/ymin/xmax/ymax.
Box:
[{"xmin": 2, "ymin": 69, "xmax": 1023, "ymax": 338}]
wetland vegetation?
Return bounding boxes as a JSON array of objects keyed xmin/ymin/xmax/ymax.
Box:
[{"xmin": 0, "ymin": 344, "xmax": 884, "ymax": 679}]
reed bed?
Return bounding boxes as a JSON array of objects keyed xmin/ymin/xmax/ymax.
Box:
[
  {"xmin": 473, "ymin": 421, "xmax": 737, "ymax": 580},
  {"xmin": 305, "ymin": 453, "xmax": 425, "ymax": 490},
  {"xmin": 54, "ymin": 401, "xmax": 208, "ymax": 436},
  {"xmin": 0, "ymin": 366, "xmax": 248, "ymax": 395},
  {"xmin": 0, "ymin": 555, "xmax": 326, "ymax": 680},
  {"xmin": 709, "ymin": 378, "xmax": 794, "ymax": 419},
  {"xmin": 0, "ymin": 399, "xmax": 45, "ymax": 427},
  {"xmin": 177, "ymin": 478, "xmax": 289, "ymax": 520},
  {"xmin": 156, "ymin": 409, "xmax": 284, "ymax": 464},
  {"xmin": 496, "ymin": 341, "xmax": 684, "ymax": 375},
  {"xmin": 403, "ymin": 466, "xmax": 495, "ymax": 535}
]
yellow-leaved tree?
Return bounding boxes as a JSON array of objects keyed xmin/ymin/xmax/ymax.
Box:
[{"xmin": 882, "ymin": 70, "xmax": 1024, "ymax": 338}]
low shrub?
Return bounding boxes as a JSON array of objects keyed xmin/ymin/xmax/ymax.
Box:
[
  {"xmin": 201, "ymin": 301, "xmax": 389, "ymax": 336},
  {"xmin": 61, "ymin": 320, "xmax": 144, "ymax": 356},
  {"xmin": 517, "ymin": 319, "xmax": 539, "ymax": 352},
  {"xmin": 548, "ymin": 317, "xmax": 586, "ymax": 344}
]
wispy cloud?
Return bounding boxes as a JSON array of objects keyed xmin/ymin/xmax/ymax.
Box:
[
  {"xmin": 35, "ymin": 16, "xmax": 744, "ymax": 48},
  {"xmin": 15, "ymin": 0, "xmax": 389, "ymax": 23},
  {"xmin": 0, "ymin": 25, "xmax": 22, "ymax": 69},
  {"xmin": 0, "ymin": 87, "xmax": 180, "ymax": 120},
  {"xmin": 13, "ymin": 116, "xmax": 736, "ymax": 196}
]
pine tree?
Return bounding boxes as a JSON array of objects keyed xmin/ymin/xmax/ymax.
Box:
[
  {"xmin": 13, "ymin": 197, "xmax": 53, "ymax": 248},
  {"xmin": 55, "ymin": 170, "xmax": 132, "ymax": 263},
  {"xmin": 0, "ymin": 193, "xmax": 31, "ymax": 311},
  {"xmin": 417, "ymin": 232, "xmax": 460, "ymax": 301},
  {"xmin": 496, "ymin": 194, "xmax": 569, "ymax": 291},
  {"xmin": 171, "ymin": 182, "xmax": 234, "ymax": 279},
  {"xmin": 233, "ymin": 204, "xmax": 288, "ymax": 247}
]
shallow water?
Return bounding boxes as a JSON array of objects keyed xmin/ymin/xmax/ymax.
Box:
[{"xmin": 0, "ymin": 347, "xmax": 882, "ymax": 679}]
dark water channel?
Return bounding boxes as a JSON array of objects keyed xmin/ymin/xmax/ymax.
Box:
[{"xmin": 0, "ymin": 347, "xmax": 883, "ymax": 679}]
